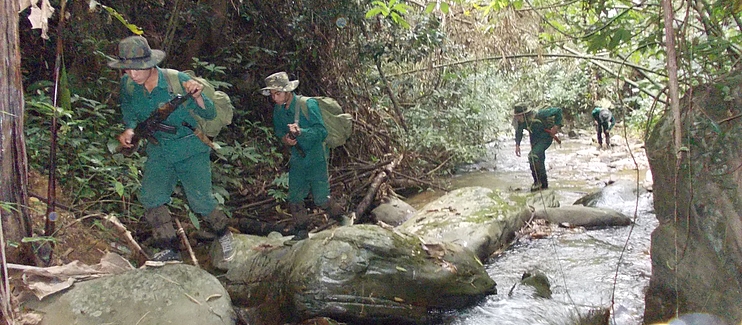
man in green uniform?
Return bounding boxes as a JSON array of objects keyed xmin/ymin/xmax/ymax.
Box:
[
  {"xmin": 591, "ymin": 105, "xmax": 615, "ymax": 149},
  {"xmin": 109, "ymin": 36, "xmax": 234, "ymax": 263},
  {"xmin": 513, "ymin": 103, "xmax": 563, "ymax": 192},
  {"xmin": 261, "ymin": 72, "xmax": 345, "ymax": 241}
]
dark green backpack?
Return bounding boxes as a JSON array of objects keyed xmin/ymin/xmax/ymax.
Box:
[
  {"xmin": 295, "ymin": 96, "xmax": 353, "ymax": 149},
  {"xmin": 162, "ymin": 69, "xmax": 234, "ymax": 138}
]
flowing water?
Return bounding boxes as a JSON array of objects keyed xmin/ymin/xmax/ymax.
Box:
[{"xmin": 409, "ymin": 133, "xmax": 657, "ymax": 325}]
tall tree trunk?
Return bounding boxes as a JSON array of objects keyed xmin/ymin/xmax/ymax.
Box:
[{"xmin": 1, "ymin": 0, "xmax": 34, "ymax": 265}]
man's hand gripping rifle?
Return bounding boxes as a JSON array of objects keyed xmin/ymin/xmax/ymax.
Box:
[{"xmin": 119, "ymin": 93, "xmax": 192, "ymax": 156}]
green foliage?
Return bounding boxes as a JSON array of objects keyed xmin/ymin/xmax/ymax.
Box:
[
  {"xmin": 623, "ymin": 96, "xmax": 664, "ymax": 139},
  {"xmin": 23, "ymin": 50, "xmax": 283, "ymax": 226},
  {"xmin": 268, "ymin": 172, "xmax": 290, "ymax": 202},
  {"xmin": 93, "ymin": 0, "xmax": 143, "ymax": 35},
  {"xmin": 190, "ymin": 58, "xmax": 232, "ymax": 90},
  {"xmin": 405, "ymin": 68, "xmax": 501, "ymax": 162},
  {"xmin": 25, "ymin": 80, "xmax": 141, "ymax": 211},
  {"xmin": 366, "ymin": 0, "xmax": 412, "ymax": 28},
  {"xmin": 0, "ymin": 202, "xmax": 18, "ymax": 213}
]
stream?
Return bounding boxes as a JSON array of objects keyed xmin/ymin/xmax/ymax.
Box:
[{"xmin": 408, "ymin": 131, "xmax": 656, "ymax": 325}]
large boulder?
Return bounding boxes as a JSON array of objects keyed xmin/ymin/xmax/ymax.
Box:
[
  {"xmin": 644, "ymin": 71, "xmax": 742, "ymax": 324},
  {"xmin": 23, "ymin": 263, "xmax": 235, "ymax": 325},
  {"xmin": 398, "ymin": 186, "xmax": 531, "ymax": 261},
  {"xmin": 219, "ymin": 226, "xmax": 496, "ymax": 325}
]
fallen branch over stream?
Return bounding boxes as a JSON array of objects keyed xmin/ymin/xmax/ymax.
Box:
[{"xmin": 354, "ymin": 154, "xmax": 404, "ymax": 219}]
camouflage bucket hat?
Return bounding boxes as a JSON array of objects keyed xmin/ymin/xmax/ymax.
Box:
[
  {"xmin": 107, "ymin": 36, "xmax": 166, "ymax": 70},
  {"xmin": 513, "ymin": 103, "xmax": 532, "ymax": 116},
  {"xmin": 260, "ymin": 72, "xmax": 299, "ymax": 96}
]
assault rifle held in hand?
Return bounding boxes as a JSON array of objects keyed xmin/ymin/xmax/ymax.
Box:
[
  {"xmin": 287, "ymin": 131, "xmax": 306, "ymax": 157},
  {"xmin": 120, "ymin": 94, "xmax": 191, "ymax": 156}
]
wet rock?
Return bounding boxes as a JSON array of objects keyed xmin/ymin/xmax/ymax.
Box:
[
  {"xmin": 573, "ymin": 179, "xmax": 649, "ymax": 207},
  {"xmin": 519, "ymin": 269, "xmax": 552, "ymax": 299},
  {"xmin": 532, "ymin": 205, "xmax": 632, "ymax": 229},
  {"xmin": 371, "ymin": 196, "xmax": 416, "ymax": 226},
  {"xmin": 527, "ymin": 190, "xmax": 560, "ymax": 209},
  {"xmin": 23, "ymin": 264, "xmax": 236, "ymax": 325},
  {"xmin": 399, "ymin": 186, "xmax": 531, "ymax": 261},
  {"xmin": 218, "ymin": 226, "xmax": 496, "ymax": 325}
]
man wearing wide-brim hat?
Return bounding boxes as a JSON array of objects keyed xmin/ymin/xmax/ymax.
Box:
[
  {"xmin": 261, "ymin": 72, "xmax": 346, "ymax": 243},
  {"xmin": 513, "ymin": 102, "xmax": 563, "ymax": 191},
  {"xmin": 108, "ymin": 35, "xmax": 234, "ymax": 263}
]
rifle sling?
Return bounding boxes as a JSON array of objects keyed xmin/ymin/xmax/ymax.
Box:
[{"xmin": 154, "ymin": 123, "xmax": 177, "ymax": 134}]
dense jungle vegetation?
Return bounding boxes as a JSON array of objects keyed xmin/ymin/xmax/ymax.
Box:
[{"xmin": 5, "ymin": 0, "xmax": 741, "ymax": 268}]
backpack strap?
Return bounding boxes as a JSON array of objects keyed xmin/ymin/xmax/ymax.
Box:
[
  {"xmin": 162, "ymin": 68, "xmax": 185, "ymax": 95},
  {"xmin": 293, "ymin": 95, "xmax": 311, "ymax": 126}
]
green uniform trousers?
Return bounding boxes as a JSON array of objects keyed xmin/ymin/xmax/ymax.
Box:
[
  {"xmin": 528, "ymin": 138, "xmax": 553, "ymax": 188},
  {"xmin": 288, "ymin": 151, "xmax": 330, "ymax": 206},
  {"xmin": 140, "ymin": 149, "xmax": 217, "ymax": 215}
]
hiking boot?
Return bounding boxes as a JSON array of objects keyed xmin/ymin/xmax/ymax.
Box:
[
  {"xmin": 289, "ymin": 202, "xmax": 310, "ymax": 226},
  {"xmin": 530, "ymin": 183, "xmax": 543, "ymax": 192},
  {"xmin": 151, "ymin": 249, "xmax": 182, "ymax": 263},
  {"xmin": 284, "ymin": 229, "xmax": 309, "ymax": 246},
  {"xmin": 321, "ymin": 198, "xmax": 351, "ymax": 225},
  {"xmin": 218, "ymin": 231, "xmax": 236, "ymax": 262}
]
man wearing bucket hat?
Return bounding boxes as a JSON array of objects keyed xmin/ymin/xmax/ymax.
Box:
[
  {"xmin": 108, "ymin": 35, "xmax": 235, "ymax": 263},
  {"xmin": 513, "ymin": 102, "xmax": 563, "ymax": 192},
  {"xmin": 591, "ymin": 99, "xmax": 616, "ymax": 149},
  {"xmin": 261, "ymin": 72, "xmax": 346, "ymax": 242}
]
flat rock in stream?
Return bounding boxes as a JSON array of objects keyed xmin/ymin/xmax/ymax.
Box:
[{"xmin": 398, "ymin": 186, "xmax": 530, "ymax": 261}]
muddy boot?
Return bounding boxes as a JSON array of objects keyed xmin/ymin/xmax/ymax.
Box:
[
  {"xmin": 143, "ymin": 206, "xmax": 181, "ymax": 263},
  {"xmin": 605, "ymin": 135, "xmax": 611, "ymax": 149},
  {"xmin": 540, "ymin": 177, "xmax": 549, "ymax": 190},
  {"xmin": 285, "ymin": 202, "xmax": 310, "ymax": 246},
  {"xmin": 321, "ymin": 199, "xmax": 352, "ymax": 226}
]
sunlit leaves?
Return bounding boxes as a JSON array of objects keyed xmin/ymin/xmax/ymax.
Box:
[
  {"xmin": 481, "ymin": 0, "xmax": 511, "ymax": 15},
  {"xmin": 366, "ymin": 0, "xmax": 412, "ymax": 28},
  {"xmin": 91, "ymin": 1, "xmax": 143, "ymax": 35},
  {"xmin": 425, "ymin": 1, "xmax": 451, "ymax": 14}
]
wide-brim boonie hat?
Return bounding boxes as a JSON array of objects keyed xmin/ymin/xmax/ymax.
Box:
[
  {"xmin": 107, "ymin": 36, "xmax": 165, "ymax": 70},
  {"xmin": 260, "ymin": 72, "xmax": 299, "ymax": 96},
  {"xmin": 513, "ymin": 103, "xmax": 533, "ymax": 116}
]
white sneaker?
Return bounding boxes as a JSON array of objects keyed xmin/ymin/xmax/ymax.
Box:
[
  {"xmin": 218, "ymin": 231, "xmax": 236, "ymax": 262},
  {"xmin": 144, "ymin": 249, "xmax": 182, "ymax": 267}
]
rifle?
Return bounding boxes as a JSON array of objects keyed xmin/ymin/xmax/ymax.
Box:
[
  {"xmin": 287, "ymin": 131, "xmax": 306, "ymax": 157},
  {"xmin": 120, "ymin": 94, "xmax": 191, "ymax": 156}
]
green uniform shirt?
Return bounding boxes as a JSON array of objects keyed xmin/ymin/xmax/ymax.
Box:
[
  {"xmin": 272, "ymin": 94, "xmax": 328, "ymax": 163},
  {"xmin": 272, "ymin": 93, "xmax": 330, "ymax": 204},
  {"xmin": 592, "ymin": 107, "xmax": 615, "ymax": 130},
  {"xmin": 120, "ymin": 68, "xmax": 216, "ymax": 159},
  {"xmin": 515, "ymin": 107, "xmax": 564, "ymax": 146}
]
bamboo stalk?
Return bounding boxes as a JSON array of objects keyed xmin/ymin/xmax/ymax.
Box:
[{"xmin": 174, "ymin": 219, "xmax": 198, "ymax": 267}]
